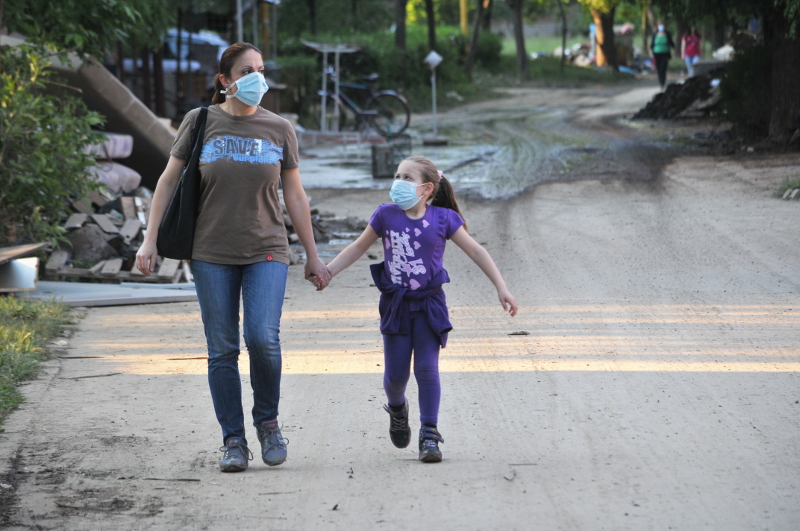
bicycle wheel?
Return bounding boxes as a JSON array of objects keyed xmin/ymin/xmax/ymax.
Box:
[
  {"xmin": 365, "ymin": 92, "xmax": 410, "ymax": 137},
  {"xmin": 302, "ymin": 94, "xmax": 347, "ymax": 132}
]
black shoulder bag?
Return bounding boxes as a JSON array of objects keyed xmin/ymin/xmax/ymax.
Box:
[{"xmin": 156, "ymin": 107, "xmax": 208, "ymax": 260}]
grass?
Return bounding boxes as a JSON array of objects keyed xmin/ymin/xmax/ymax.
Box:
[
  {"xmin": 776, "ymin": 177, "xmax": 800, "ymax": 198},
  {"xmin": 0, "ymin": 296, "xmax": 74, "ymax": 425}
]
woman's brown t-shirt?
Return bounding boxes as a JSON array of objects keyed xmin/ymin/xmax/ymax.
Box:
[{"xmin": 170, "ymin": 105, "xmax": 299, "ymax": 265}]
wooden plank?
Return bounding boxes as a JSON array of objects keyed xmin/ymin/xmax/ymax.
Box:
[
  {"xmin": 120, "ymin": 197, "xmax": 137, "ymax": 220},
  {"xmin": 91, "ymin": 214, "xmax": 120, "ymax": 234},
  {"xmin": 182, "ymin": 261, "xmax": 193, "ymax": 283},
  {"xmin": 88, "ymin": 190, "xmax": 111, "ymax": 207},
  {"xmin": 101, "ymin": 258, "xmax": 124, "ymax": 276},
  {"xmin": 64, "ymin": 213, "xmax": 88, "ymax": 230},
  {"xmin": 45, "ymin": 250, "xmax": 70, "ymax": 272},
  {"xmin": 88, "ymin": 260, "xmax": 107, "ymax": 275},
  {"xmin": 119, "ymin": 219, "xmax": 141, "ymax": 244},
  {"xmin": 130, "ymin": 264, "xmax": 146, "ymax": 277},
  {"xmin": 134, "ymin": 197, "xmax": 151, "ymax": 228},
  {"xmin": 156, "ymin": 258, "xmax": 181, "ymax": 281},
  {"xmin": 71, "ymin": 198, "xmax": 93, "ymax": 215},
  {"xmin": 0, "ymin": 243, "xmax": 50, "ymax": 266}
]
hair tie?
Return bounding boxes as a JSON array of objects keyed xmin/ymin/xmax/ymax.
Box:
[{"xmin": 437, "ymin": 170, "xmax": 443, "ymax": 181}]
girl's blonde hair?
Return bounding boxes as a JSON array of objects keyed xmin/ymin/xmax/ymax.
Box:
[{"xmin": 403, "ymin": 155, "xmax": 467, "ymax": 231}]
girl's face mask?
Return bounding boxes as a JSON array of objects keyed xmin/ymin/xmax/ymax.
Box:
[
  {"xmin": 221, "ymin": 71, "xmax": 269, "ymax": 107},
  {"xmin": 657, "ymin": 24, "xmax": 665, "ymax": 32},
  {"xmin": 390, "ymin": 180, "xmax": 425, "ymax": 210}
]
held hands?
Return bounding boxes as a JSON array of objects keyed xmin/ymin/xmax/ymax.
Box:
[
  {"xmin": 305, "ymin": 256, "xmax": 331, "ymax": 291},
  {"xmin": 498, "ymin": 288, "xmax": 518, "ymax": 317},
  {"xmin": 135, "ymin": 240, "xmax": 159, "ymax": 278}
]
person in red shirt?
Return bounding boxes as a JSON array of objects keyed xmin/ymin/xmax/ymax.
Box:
[{"xmin": 682, "ymin": 26, "xmax": 702, "ymax": 77}]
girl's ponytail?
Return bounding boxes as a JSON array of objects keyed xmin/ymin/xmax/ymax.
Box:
[
  {"xmin": 431, "ymin": 174, "xmax": 467, "ymax": 231},
  {"xmin": 402, "ymin": 155, "xmax": 468, "ymax": 231}
]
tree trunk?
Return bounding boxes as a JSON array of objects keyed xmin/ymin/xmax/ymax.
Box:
[
  {"xmin": 464, "ymin": 0, "xmax": 485, "ymax": 80},
  {"xmin": 768, "ymin": 12, "xmax": 800, "ymax": 144},
  {"xmin": 508, "ymin": 0, "xmax": 527, "ymax": 80},
  {"xmin": 712, "ymin": 18, "xmax": 725, "ymax": 49},
  {"xmin": 394, "ymin": 0, "xmax": 408, "ymax": 86},
  {"xmin": 306, "ymin": 0, "xmax": 317, "ymax": 35},
  {"xmin": 141, "ymin": 47, "xmax": 152, "ymax": 111},
  {"xmin": 641, "ymin": 3, "xmax": 649, "ymax": 56},
  {"xmin": 591, "ymin": 7, "xmax": 617, "ymax": 70},
  {"xmin": 153, "ymin": 46, "xmax": 166, "ymax": 117},
  {"xmin": 557, "ymin": 0, "xmax": 567, "ymax": 73},
  {"xmin": 425, "ymin": 0, "xmax": 437, "ymax": 51},
  {"xmin": 482, "ymin": 0, "xmax": 493, "ymax": 31}
]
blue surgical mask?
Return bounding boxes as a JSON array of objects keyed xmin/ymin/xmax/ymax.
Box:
[
  {"xmin": 657, "ymin": 24, "xmax": 665, "ymax": 32},
  {"xmin": 390, "ymin": 180, "xmax": 423, "ymax": 210},
  {"xmin": 221, "ymin": 71, "xmax": 269, "ymax": 107}
]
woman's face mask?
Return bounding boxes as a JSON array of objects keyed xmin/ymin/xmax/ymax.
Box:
[
  {"xmin": 658, "ymin": 24, "xmax": 665, "ymax": 32},
  {"xmin": 221, "ymin": 71, "xmax": 269, "ymax": 107},
  {"xmin": 390, "ymin": 180, "xmax": 424, "ymax": 210}
]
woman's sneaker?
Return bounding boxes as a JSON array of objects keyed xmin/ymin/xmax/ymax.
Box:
[
  {"xmin": 219, "ymin": 437, "xmax": 252, "ymax": 472},
  {"xmin": 383, "ymin": 401, "xmax": 411, "ymax": 448},
  {"xmin": 256, "ymin": 421, "xmax": 288, "ymax": 466},
  {"xmin": 418, "ymin": 425, "xmax": 444, "ymax": 463}
]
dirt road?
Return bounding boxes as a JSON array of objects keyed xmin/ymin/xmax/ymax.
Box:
[{"xmin": 1, "ymin": 87, "xmax": 799, "ymax": 530}]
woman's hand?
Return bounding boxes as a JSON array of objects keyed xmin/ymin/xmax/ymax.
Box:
[
  {"xmin": 135, "ymin": 239, "xmax": 159, "ymax": 278},
  {"xmin": 498, "ymin": 288, "xmax": 518, "ymax": 317},
  {"xmin": 305, "ymin": 255, "xmax": 331, "ymax": 291}
]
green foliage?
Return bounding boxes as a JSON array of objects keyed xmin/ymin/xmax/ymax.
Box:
[
  {"xmin": 277, "ymin": 0, "xmax": 394, "ymax": 36},
  {"xmin": 0, "ymin": 296, "xmax": 73, "ymax": 423},
  {"xmin": 3, "ymin": 0, "xmax": 142, "ymax": 59},
  {"xmin": 720, "ymin": 44, "xmax": 773, "ymax": 135},
  {"xmin": 0, "ymin": 46, "xmax": 104, "ymax": 247}
]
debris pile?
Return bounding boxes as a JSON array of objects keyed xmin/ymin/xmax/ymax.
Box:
[
  {"xmin": 43, "ymin": 187, "xmax": 364, "ymax": 284},
  {"xmin": 632, "ymin": 72, "xmax": 723, "ymax": 120}
]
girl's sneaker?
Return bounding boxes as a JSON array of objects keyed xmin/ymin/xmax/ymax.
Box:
[
  {"xmin": 419, "ymin": 425, "xmax": 444, "ymax": 463},
  {"xmin": 219, "ymin": 437, "xmax": 252, "ymax": 472},
  {"xmin": 383, "ymin": 401, "xmax": 411, "ymax": 448}
]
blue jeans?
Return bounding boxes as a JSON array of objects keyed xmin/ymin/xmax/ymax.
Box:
[
  {"xmin": 685, "ymin": 55, "xmax": 700, "ymax": 77},
  {"xmin": 192, "ymin": 259, "xmax": 288, "ymax": 447}
]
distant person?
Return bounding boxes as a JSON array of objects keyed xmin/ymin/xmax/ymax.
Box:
[
  {"xmin": 650, "ymin": 20, "xmax": 676, "ymax": 90},
  {"xmin": 320, "ymin": 156, "xmax": 518, "ymax": 463},
  {"xmin": 682, "ymin": 26, "xmax": 702, "ymax": 77},
  {"xmin": 136, "ymin": 42, "xmax": 331, "ymax": 473}
]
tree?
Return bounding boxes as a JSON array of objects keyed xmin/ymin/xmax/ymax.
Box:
[
  {"xmin": 425, "ymin": 0, "xmax": 437, "ymax": 51},
  {"xmin": 652, "ymin": 0, "xmax": 800, "ymax": 144},
  {"xmin": 507, "ymin": 0, "xmax": 528, "ymax": 79},
  {"xmin": 465, "ymin": 0, "xmax": 486, "ymax": 80},
  {"xmin": 0, "ymin": 46, "xmax": 104, "ymax": 246},
  {"xmin": 395, "ymin": 0, "xmax": 409, "ymax": 85},
  {"xmin": 579, "ymin": 0, "xmax": 620, "ymax": 69}
]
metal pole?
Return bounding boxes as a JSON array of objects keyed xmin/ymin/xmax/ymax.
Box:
[
  {"xmin": 320, "ymin": 50, "xmax": 328, "ymax": 133},
  {"xmin": 431, "ymin": 70, "xmax": 437, "ymax": 137},
  {"xmin": 333, "ymin": 49, "xmax": 340, "ymax": 133},
  {"xmin": 252, "ymin": 1, "xmax": 259, "ymax": 48},
  {"xmin": 236, "ymin": 0, "xmax": 244, "ymax": 42},
  {"xmin": 272, "ymin": 2, "xmax": 278, "ymax": 59}
]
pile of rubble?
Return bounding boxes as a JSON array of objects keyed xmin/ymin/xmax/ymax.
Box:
[
  {"xmin": 633, "ymin": 71, "xmax": 723, "ymax": 120},
  {"xmin": 44, "ymin": 135, "xmax": 366, "ymax": 284}
]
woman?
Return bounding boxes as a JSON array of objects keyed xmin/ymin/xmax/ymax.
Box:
[
  {"xmin": 650, "ymin": 20, "xmax": 676, "ymax": 91},
  {"xmin": 681, "ymin": 25, "xmax": 702, "ymax": 77},
  {"xmin": 136, "ymin": 42, "xmax": 330, "ymax": 473}
]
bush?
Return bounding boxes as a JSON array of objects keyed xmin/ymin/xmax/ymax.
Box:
[
  {"xmin": 720, "ymin": 44, "xmax": 773, "ymax": 135},
  {"xmin": 0, "ymin": 45, "xmax": 104, "ymax": 247}
]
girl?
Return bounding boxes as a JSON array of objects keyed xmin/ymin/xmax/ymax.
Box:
[
  {"xmin": 650, "ymin": 20, "xmax": 676, "ymax": 91},
  {"xmin": 136, "ymin": 43, "xmax": 330, "ymax": 473},
  {"xmin": 681, "ymin": 26, "xmax": 702, "ymax": 77},
  {"xmin": 322, "ymin": 156, "xmax": 517, "ymax": 463}
]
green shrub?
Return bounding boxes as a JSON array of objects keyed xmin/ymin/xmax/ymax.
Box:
[
  {"xmin": 0, "ymin": 45, "xmax": 104, "ymax": 247},
  {"xmin": 720, "ymin": 44, "xmax": 773, "ymax": 135}
]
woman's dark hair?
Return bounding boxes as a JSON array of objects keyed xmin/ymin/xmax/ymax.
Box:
[
  {"xmin": 403, "ymin": 155, "xmax": 467, "ymax": 231},
  {"xmin": 212, "ymin": 42, "xmax": 262, "ymax": 104}
]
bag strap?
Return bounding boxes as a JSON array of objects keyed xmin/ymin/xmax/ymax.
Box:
[{"xmin": 188, "ymin": 106, "xmax": 209, "ymax": 147}]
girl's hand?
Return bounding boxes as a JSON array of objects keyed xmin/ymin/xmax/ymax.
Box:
[
  {"xmin": 305, "ymin": 256, "xmax": 331, "ymax": 291},
  {"xmin": 498, "ymin": 289, "xmax": 518, "ymax": 317},
  {"xmin": 135, "ymin": 239, "xmax": 159, "ymax": 278}
]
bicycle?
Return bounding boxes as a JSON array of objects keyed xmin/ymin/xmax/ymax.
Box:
[{"xmin": 302, "ymin": 71, "xmax": 410, "ymax": 137}]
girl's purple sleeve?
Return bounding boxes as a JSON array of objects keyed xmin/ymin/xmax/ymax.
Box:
[
  {"xmin": 368, "ymin": 204, "xmax": 385, "ymax": 235},
  {"xmin": 445, "ymin": 209, "xmax": 465, "ymax": 239}
]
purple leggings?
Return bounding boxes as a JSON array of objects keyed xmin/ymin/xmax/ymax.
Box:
[{"xmin": 382, "ymin": 311, "xmax": 441, "ymax": 426}]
